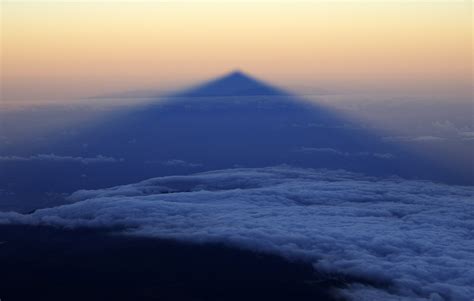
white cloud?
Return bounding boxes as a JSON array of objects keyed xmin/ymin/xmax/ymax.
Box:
[
  {"xmin": 410, "ymin": 136, "xmax": 446, "ymax": 142},
  {"xmin": 291, "ymin": 122, "xmax": 365, "ymax": 130},
  {"xmin": 430, "ymin": 121, "xmax": 474, "ymax": 142},
  {"xmin": 1, "ymin": 166, "xmax": 473, "ymax": 301},
  {"xmin": 145, "ymin": 159, "xmax": 203, "ymax": 168},
  {"xmin": 432, "ymin": 120, "xmax": 460, "ymax": 134},
  {"xmin": 297, "ymin": 147, "xmax": 395, "ymax": 159},
  {"xmin": 459, "ymin": 132, "xmax": 474, "ymax": 141},
  {"xmin": 372, "ymin": 153, "xmax": 395, "ymax": 159},
  {"xmin": 0, "ymin": 154, "xmax": 123, "ymax": 164},
  {"xmin": 381, "ymin": 121, "xmax": 474, "ymax": 144},
  {"xmin": 383, "ymin": 136, "xmax": 446, "ymax": 142}
]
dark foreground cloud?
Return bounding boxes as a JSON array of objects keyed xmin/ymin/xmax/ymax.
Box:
[{"xmin": 1, "ymin": 166, "xmax": 473, "ymax": 301}]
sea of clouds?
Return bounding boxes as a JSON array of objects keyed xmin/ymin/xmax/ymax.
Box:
[{"xmin": 1, "ymin": 166, "xmax": 473, "ymax": 300}]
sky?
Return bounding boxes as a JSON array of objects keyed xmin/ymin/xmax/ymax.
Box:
[{"xmin": 1, "ymin": 0, "xmax": 472, "ymax": 101}]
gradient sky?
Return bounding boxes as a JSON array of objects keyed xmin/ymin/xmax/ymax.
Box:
[{"xmin": 1, "ymin": 1, "xmax": 472, "ymax": 101}]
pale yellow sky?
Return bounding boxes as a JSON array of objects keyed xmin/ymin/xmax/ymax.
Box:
[{"xmin": 1, "ymin": 1, "xmax": 472, "ymax": 101}]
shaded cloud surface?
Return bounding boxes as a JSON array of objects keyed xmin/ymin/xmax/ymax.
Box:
[{"xmin": 1, "ymin": 166, "xmax": 473, "ymax": 300}]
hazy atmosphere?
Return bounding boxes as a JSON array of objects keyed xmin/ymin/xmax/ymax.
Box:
[{"xmin": 2, "ymin": 1, "xmax": 471, "ymax": 100}]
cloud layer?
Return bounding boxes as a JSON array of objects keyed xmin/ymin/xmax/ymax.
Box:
[{"xmin": 1, "ymin": 166, "xmax": 473, "ymax": 301}]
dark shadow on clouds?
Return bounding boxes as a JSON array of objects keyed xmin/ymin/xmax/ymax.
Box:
[{"xmin": 0, "ymin": 70, "xmax": 469, "ymax": 212}]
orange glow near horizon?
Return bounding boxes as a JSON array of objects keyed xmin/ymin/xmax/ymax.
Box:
[{"xmin": 1, "ymin": 1, "xmax": 472, "ymax": 101}]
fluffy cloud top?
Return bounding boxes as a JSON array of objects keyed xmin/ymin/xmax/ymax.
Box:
[
  {"xmin": 1, "ymin": 166, "xmax": 473, "ymax": 301},
  {"xmin": 0, "ymin": 154, "xmax": 123, "ymax": 164}
]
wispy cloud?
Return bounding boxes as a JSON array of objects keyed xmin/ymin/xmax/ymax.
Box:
[
  {"xmin": 382, "ymin": 135, "xmax": 446, "ymax": 142},
  {"xmin": 0, "ymin": 154, "xmax": 123, "ymax": 164},
  {"xmin": 291, "ymin": 122, "xmax": 365, "ymax": 130},
  {"xmin": 145, "ymin": 159, "xmax": 203, "ymax": 168},
  {"xmin": 296, "ymin": 147, "xmax": 395, "ymax": 159},
  {"xmin": 382, "ymin": 120, "xmax": 474, "ymax": 143},
  {"xmin": 459, "ymin": 132, "xmax": 474, "ymax": 141}
]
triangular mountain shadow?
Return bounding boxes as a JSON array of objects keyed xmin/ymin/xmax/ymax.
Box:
[
  {"xmin": 173, "ymin": 71, "xmax": 285, "ymax": 97},
  {"xmin": 1, "ymin": 71, "xmax": 469, "ymax": 210}
]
